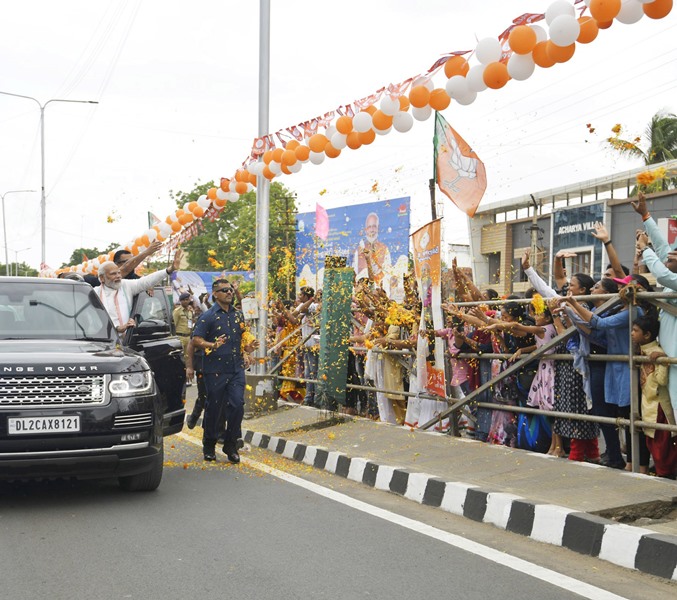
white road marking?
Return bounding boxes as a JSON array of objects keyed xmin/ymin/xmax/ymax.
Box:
[{"xmin": 176, "ymin": 433, "xmax": 628, "ymax": 600}]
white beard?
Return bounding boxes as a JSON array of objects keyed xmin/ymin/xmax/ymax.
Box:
[
  {"xmin": 365, "ymin": 233, "xmax": 378, "ymax": 244},
  {"xmin": 104, "ymin": 280, "xmax": 121, "ymax": 291}
]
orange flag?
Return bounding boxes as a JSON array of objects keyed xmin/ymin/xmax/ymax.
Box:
[{"xmin": 434, "ymin": 112, "xmax": 487, "ymax": 217}]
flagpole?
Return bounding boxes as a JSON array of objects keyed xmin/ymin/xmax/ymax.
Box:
[{"xmin": 430, "ymin": 112, "xmax": 438, "ymax": 220}]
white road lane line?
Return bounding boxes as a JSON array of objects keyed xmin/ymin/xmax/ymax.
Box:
[{"xmin": 176, "ymin": 433, "xmax": 628, "ymax": 600}]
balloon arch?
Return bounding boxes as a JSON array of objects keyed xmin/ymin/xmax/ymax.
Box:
[{"xmin": 56, "ymin": 0, "xmax": 673, "ymax": 277}]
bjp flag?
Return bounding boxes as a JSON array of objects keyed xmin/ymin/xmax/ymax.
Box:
[
  {"xmin": 315, "ymin": 203, "xmax": 329, "ymax": 240},
  {"xmin": 434, "ymin": 112, "xmax": 487, "ymax": 217}
]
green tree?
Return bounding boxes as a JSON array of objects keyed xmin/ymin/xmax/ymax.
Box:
[
  {"xmin": 62, "ymin": 242, "xmax": 120, "ymax": 268},
  {"xmin": 171, "ymin": 181, "xmax": 298, "ymax": 299},
  {"xmin": 11, "ymin": 261, "xmax": 38, "ymax": 277}
]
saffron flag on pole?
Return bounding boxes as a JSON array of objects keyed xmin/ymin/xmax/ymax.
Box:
[
  {"xmin": 315, "ymin": 203, "xmax": 329, "ymax": 240},
  {"xmin": 434, "ymin": 112, "xmax": 487, "ymax": 217}
]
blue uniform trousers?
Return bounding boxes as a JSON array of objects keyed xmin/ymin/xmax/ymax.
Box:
[{"xmin": 202, "ymin": 369, "xmax": 245, "ymax": 451}]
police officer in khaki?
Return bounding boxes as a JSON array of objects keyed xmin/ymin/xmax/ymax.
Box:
[{"xmin": 173, "ymin": 292, "xmax": 194, "ymax": 365}]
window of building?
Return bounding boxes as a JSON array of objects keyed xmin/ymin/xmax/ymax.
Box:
[{"xmin": 487, "ymin": 252, "xmax": 501, "ymax": 284}]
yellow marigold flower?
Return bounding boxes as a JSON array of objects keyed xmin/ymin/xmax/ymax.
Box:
[
  {"xmin": 611, "ymin": 123, "xmax": 622, "ymax": 134},
  {"xmin": 531, "ymin": 293, "xmax": 545, "ymax": 316}
]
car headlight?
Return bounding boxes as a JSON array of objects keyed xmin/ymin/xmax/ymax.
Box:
[{"xmin": 109, "ymin": 371, "xmax": 154, "ymax": 397}]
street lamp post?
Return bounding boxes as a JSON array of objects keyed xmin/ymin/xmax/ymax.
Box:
[
  {"xmin": 10, "ymin": 247, "xmax": 31, "ymax": 276},
  {"xmin": 1, "ymin": 189, "xmax": 36, "ymax": 276},
  {"xmin": 0, "ymin": 91, "xmax": 98, "ymax": 265}
]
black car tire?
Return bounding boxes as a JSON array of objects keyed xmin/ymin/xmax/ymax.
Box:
[{"xmin": 118, "ymin": 445, "xmax": 164, "ymax": 492}]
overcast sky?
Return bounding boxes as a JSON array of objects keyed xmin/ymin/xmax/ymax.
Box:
[{"xmin": 0, "ymin": 0, "xmax": 675, "ymax": 270}]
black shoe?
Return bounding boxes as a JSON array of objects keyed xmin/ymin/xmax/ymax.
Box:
[
  {"xmin": 204, "ymin": 452, "xmax": 216, "ymax": 461},
  {"xmin": 226, "ymin": 451, "xmax": 240, "ymax": 464},
  {"xmin": 237, "ymin": 438, "xmax": 245, "ymax": 450},
  {"xmin": 186, "ymin": 414, "xmax": 199, "ymax": 429}
]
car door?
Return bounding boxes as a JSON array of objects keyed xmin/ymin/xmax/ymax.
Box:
[{"xmin": 126, "ymin": 287, "xmax": 186, "ymax": 436}]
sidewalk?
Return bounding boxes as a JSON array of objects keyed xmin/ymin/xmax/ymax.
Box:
[
  {"xmin": 182, "ymin": 387, "xmax": 677, "ymax": 581},
  {"xmin": 240, "ymin": 402, "xmax": 677, "ymax": 581}
]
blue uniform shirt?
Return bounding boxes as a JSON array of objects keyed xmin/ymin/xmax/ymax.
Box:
[{"xmin": 192, "ymin": 302, "xmax": 245, "ymax": 373}]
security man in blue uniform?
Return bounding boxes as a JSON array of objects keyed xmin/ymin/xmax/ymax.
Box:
[{"xmin": 192, "ymin": 279, "xmax": 258, "ymax": 462}]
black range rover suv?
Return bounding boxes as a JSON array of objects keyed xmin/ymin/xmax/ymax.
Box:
[{"xmin": 0, "ymin": 276, "xmax": 185, "ymax": 491}]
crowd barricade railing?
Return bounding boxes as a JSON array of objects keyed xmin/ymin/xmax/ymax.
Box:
[{"xmin": 268, "ymin": 291, "xmax": 677, "ymax": 473}]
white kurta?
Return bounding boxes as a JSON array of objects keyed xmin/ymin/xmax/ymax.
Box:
[{"xmin": 98, "ymin": 269, "xmax": 168, "ymax": 327}]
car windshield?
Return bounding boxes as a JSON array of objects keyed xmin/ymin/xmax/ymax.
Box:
[{"xmin": 0, "ymin": 280, "xmax": 115, "ymax": 341}]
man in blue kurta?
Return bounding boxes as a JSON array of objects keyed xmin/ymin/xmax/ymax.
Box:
[{"xmin": 192, "ymin": 279, "xmax": 258, "ymax": 462}]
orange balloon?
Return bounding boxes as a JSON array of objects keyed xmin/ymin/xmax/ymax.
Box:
[
  {"xmin": 192, "ymin": 206, "xmax": 205, "ymax": 218},
  {"xmin": 336, "ymin": 115, "xmax": 353, "ymax": 134},
  {"xmin": 281, "ymin": 149, "xmax": 297, "ymax": 166},
  {"xmin": 483, "ymin": 62, "xmax": 510, "ymax": 89},
  {"xmin": 272, "ymin": 148, "xmax": 284, "ymax": 163},
  {"xmin": 409, "ymin": 85, "xmax": 430, "ymax": 108},
  {"xmin": 220, "ymin": 178, "xmax": 230, "ymax": 192},
  {"xmin": 263, "ymin": 166, "xmax": 275, "ymax": 180},
  {"xmin": 546, "ymin": 41, "xmax": 575, "ymax": 63},
  {"xmin": 372, "ymin": 110, "xmax": 393, "ymax": 130},
  {"xmin": 248, "ymin": 172, "xmax": 257, "ymax": 185},
  {"xmin": 577, "ymin": 16, "xmax": 599, "ymax": 44},
  {"xmin": 179, "ymin": 213, "xmax": 193, "ymax": 225},
  {"xmin": 281, "ymin": 164, "xmax": 292, "ymax": 175},
  {"xmin": 285, "ymin": 139, "xmax": 300, "ymax": 151},
  {"xmin": 644, "ymin": 0, "xmax": 672, "ymax": 19},
  {"xmin": 262, "ymin": 150, "xmax": 274, "ymax": 164},
  {"xmin": 171, "ymin": 221, "xmax": 181, "ymax": 233},
  {"xmin": 398, "ymin": 96, "xmax": 410, "ymax": 112},
  {"xmin": 596, "ymin": 19, "xmax": 613, "ymax": 29},
  {"xmin": 295, "ymin": 144, "xmax": 310, "ymax": 161},
  {"xmin": 325, "ymin": 142, "xmax": 341, "ymax": 158},
  {"xmin": 443, "ymin": 55, "xmax": 469, "ymax": 78},
  {"xmin": 358, "ymin": 129, "xmax": 376, "ymax": 145},
  {"xmin": 346, "ymin": 131, "xmax": 362, "ymax": 150},
  {"xmin": 186, "ymin": 201, "xmax": 198, "ymax": 212},
  {"xmin": 235, "ymin": 181, "xmax": 248, "ymax": 194},
  {"xmin": 165, "ymin": 215, "xmax": 174, "ymax": 225},
  {"xmin": 364, "ymin": 105, "xmax": 377, "ymax": 115},
  {"xmin": 175, "ymin": 209, "xmax": 185, "ymax": 218},
  {"xmin": 308, "ymin": 134, "xmax": 328, "ymax": 153},
  {"xmin": 207, "ymin": 188, "xmax": 217, "ymax": 200},
  {"xmin": 131, "ymin": 244, "xmax": 139, "ymax": 256},
  {"xmin": 140, "ymin": 235, "xmax": 150, "ymax": 247},
  {"xmin": 214, "ymin": 197, "xmax": 226, "ymax": 208},
  {"xmin": 107, "ymin": 251, "xmax": 115, "ymax": 261},
  {"xmin": 508, "ymin": 25, "xmax": 537, "ymax": 55},
  {"xmin": 589, "ymin": 0, "xmax": 621, "ymax": 22},
  {"xmin": 532, "ymin": 41, "xmax": 556, "ymax": 68},
  {"xmin": 429, "ymin": 88, "xmax": 451, "ymax": 111}
]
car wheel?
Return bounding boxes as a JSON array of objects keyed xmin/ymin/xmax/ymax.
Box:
[{"xmin": 119, "ymin": 445, "xmax": 164, "ymax": 492}]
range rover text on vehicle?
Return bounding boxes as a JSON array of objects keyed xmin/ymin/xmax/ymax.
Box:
[{"xmin": 0, "ymin": 276, "xmax": 185, "ymax": 491}]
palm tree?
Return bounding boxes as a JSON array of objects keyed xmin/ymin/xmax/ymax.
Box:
[{"xmin": 609, "ymin": 111, "xmax": 677, "ymax": 190}]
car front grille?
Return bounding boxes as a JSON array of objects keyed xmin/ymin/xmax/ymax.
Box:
[
  {"xmin": 0, "ymin": 375, "xmax": 107, "ymax": 407},
  {"xmin": 113, "ymin": 413, "xmax": 153, "ymax": 429}
]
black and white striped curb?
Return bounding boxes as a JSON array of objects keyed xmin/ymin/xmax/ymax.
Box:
[{"xmin": 242, "ymin": 428, "xmax": 677, "ymax": 581}]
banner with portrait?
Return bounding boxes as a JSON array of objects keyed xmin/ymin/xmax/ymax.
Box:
[
  {"xmin": 295, "ymin": 197, "xmax": 410, "ymax": 299},
  {"xmin": 411, "ymin": 219, "xmax": 446, "ymax": 398}
]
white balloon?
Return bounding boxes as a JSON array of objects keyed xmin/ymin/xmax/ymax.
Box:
[
  {"xmin": 331, "ymin": 132, "xmax": 347, "ymax": 149},
  {"xmin": 411, "ymin": 76, "xmax": 434, "ymax": 91},
  {"xmin": 466, "ymin": 65, "xmax": 488, "ymax": 92},
  {"xmin": 616, "ymin": 0, "xmax": 644, "ymax": 23},
  {"xmin": 246, "ymin": 183, "xmax": 254, "ymax": 192},
  {"xmin": 288, "ymin": 162, "xmax": 303, "ymax": 173},
  {"xmin": 198, "ymin": 194, "xmax": 208, "ymax": 204},
  {"xmin": 353, "ymin": 111, "xmax": 373, "ymax": 133},
  {"xmin": 380, "ymin": 95, "xmax": 400, "ymax": 116},
  {"xmin": 225, "ymin": 192, "xmax": 239, "ymax": 202},
  {"xmin": 475, "ymin": 37, "xmax": 502, "ymax": 64},
  {"xmin": 507, "ymin": 53, "xmax": 535, "ymax": 81},
  {"xmin": 548, "ymin": 14, "xmax": 580, "ymax": 46},
  {"xmin": 146, "ymin": 228, "xmax": 158, "ymax": 242},
  {"xmin": 545, "ymin": 0, "xmax": 575, "ymax": 25},
  {"xmin": 412, "ymin": 105, "xmax": 432, "ymax": 121},
  {"xmin": 445, "ymin": 74, "xmax": 470, "ymax": 99},
  {"xmin": 248, "ymin": 161, "xmax": 264, "ymax": 176},
  {"xmin": 228, "ymin": 180, "xmax": 238, "ymax": 192},
  {"xmin": 456, "ymin": 90, "xmax": 478, "ymax": 106},
  {"xmin": 158, "ymin": 223, "xmax": 172, "ymax": 237},
  {"xmin": 215, "ymin": 188, "xmax": 228, "ymax": 201},
  {"xmin": 530, "ymin": 24, "xmax": 548, "ymax": 42},
  {"xmin": 375, "ymin": 126, "xmax": 392, "ymax": 136},
  {"xmin": 269, "ymin": 161, "xmax": 282, "ymax": 175},
  {"xmin": 392, "ymin": 111, "xmax": 414, "ymax": 133},
  {"xmin": 324, "ymin": 125, "xmax": 337, "ymax": 139},
  {"xmin": 636, "ymin": 0, "xmax": 655, "ymax": 3},
  {"xmin": 309, "ymin": 151, "xmax": 325, "ymax": 165}
]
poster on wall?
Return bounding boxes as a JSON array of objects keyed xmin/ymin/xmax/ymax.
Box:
[
  {"xmin": 170, "ymin": 270, "xmax": 255, "ymax": 303},
  {"xmin": 552, "ymin": 202, "xmax": 605, "ymax": 279},
  {"xmin": 295, "ymin": 197, "xmax": 410, "ymax": 299},
  {"xmin": 411, "ymin": 219, "xmax": 446, "ymax": 399}
]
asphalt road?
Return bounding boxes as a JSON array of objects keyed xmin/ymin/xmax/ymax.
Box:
[{"xmin": 0, "ymin": 434, "xmax": 674, "ymax": 600}]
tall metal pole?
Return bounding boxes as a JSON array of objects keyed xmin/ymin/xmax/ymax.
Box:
[
  {"xmin": 0, "ymin": 91, "xmax": 98, "ymax": 265},
  {"xmin": 254, "ymin": 0, "xmax": 271, "ymax": 374},
  {"xmin": 1, "ymin": 190, "xmax": 35, "ymax": 276}
]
